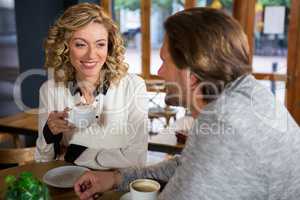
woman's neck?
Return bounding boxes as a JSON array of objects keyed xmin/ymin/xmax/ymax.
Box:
[
  {"xmin": 76, "ymin": 75, "xmax": 99, "ymax": 104},
  {"xmin": 76, "ymin": 75, "xmax": 99, "ymax": 91}
]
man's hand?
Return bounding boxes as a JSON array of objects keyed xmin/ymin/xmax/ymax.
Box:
[{"xmin": 74, "ymin": 170, "xmax": 122, "ymax": 200}]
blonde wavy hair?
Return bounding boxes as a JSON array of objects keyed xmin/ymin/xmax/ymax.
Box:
[{"xmin": 44, "ymin": 2, "xmax": 128, "ymax": 86}]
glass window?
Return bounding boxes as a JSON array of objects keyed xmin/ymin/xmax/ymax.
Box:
[
  {"xmin": 258, "ymin": 80, "xmax": 286, "ymax": 104},
  {"xmin": 114, "ymin": 0, "xmax": 142, "ymax": 74},
  {"xmin": 196, "ymin": 0, "xmax": 233, "ymax": 14},
  {"xmin": 150, "ymin": 0, "xmax": 185, "ymax": 75},
  {"xmin": 253, "ymin": 1, "xmax": 290, "ymax": 104},
  {"xmin": 253, "ymin": 1, "xmax": 290, "ymax": 75}
]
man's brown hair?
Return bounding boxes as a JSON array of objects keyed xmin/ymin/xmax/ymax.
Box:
[{"xmin": 164, "ymin": 7, "xmax": 251, "ymax": 101}]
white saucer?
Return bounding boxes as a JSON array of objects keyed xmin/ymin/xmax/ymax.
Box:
[
  {"xmin": 120, "ymin": 192, "xmax": 131, "ymax": 200},
  {"xmin": 43, "ymin": 165, "xmax": 89, "ymax": 188}
]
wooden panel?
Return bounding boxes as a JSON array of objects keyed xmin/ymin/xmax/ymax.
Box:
[
  {"xmin": 233, "ymin": 0, "xmax": 256, "ymax": 64},
  {"xmin": 185, "ymin": 0, "xmax": 197, "ymax": 9},
  {"xmin": 148, "ymin": 74, "xmax": 162, "ymax": 80},
  {"xmin": 253, "ymin": 73, "xmax": 287, "ymax": 82},
  {"xmin": 0, "ymin": 109, "xmax": 38, "ymax": 131},
  {"xmin": 0, "ymin": 109, "xmax": 38, "ymax": 137},
  {"xmin": 100, "ymin": 0, "xmax": 112, "ymax": 17},
  {"xmin": 0, "ymin": 147, "xmax": 35, "ymax": 165},
  {"xmin": 141, "ymin": 0, "xmax": 151, "ymax": 79},
  {"xmin": 286, "ymin": 0, "xmax": 300, "ymax": 125}
]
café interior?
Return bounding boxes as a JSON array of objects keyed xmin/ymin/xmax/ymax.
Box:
[{"xmin": 0, "ymin": 0, "xmax": 299, "ymax": 199}]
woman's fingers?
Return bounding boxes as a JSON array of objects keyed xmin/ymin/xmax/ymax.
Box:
[
  {"xmin": 50, "ymin": 119, "xmax": 67, "ymax": 126},
  {"xmin": 47, "ymin": 110, "xmax": 76, "ymax": 134},
  {"xmin": 64, "ymin": 107, "xmax": 71, "ymax": 115},
  {"xmin": 48, "ymin": 120, "xmax": 68, "ymax": 129},
  {"xmin": 48, "ymin": 119, "xmax": 75, "ymax": 134},
  {"xmin": 49, "ymin": 110, "xmax": 67, "ymax": 120}
]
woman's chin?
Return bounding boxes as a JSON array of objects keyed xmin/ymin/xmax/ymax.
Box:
[
  {"xmin": 80, "ymin": 69, "xmax": 100, "ymax": 78},
  {"xmin": 83, "ymin": 73, "xmax": 98, "ymax": 79}
]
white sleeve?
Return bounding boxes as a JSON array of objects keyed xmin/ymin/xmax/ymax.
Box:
[
  {"xmin": 35, "ymin": 81, "xmax": 55, "ymax": 162},
  {"xmin": 75, "ymin": 76, "xmax": 148, "ymax": 169}
]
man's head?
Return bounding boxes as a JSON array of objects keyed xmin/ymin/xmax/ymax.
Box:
[{"xmin": 158, "ymin": 7, "xmax": 251, "ymax": 111}]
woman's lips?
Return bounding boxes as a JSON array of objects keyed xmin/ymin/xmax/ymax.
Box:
[{"xmin": 81, "ymin": 61, "xmax": 98, "ymax": 69}]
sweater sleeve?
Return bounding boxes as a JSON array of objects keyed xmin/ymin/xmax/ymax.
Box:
[
  {"xmin": 74, "ymin": 75, "xmax": 148, "ymax": 169},
  {"xmin": 117, "ymin": 157, "xmax": 181, "ymax": 191}
]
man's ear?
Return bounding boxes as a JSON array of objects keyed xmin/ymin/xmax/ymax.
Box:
[{"xmin": 189, "ymin": 73, "xmax": 200, "ymax": 90}]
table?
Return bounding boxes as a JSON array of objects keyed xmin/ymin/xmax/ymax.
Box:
[
  {"xmin": 148, "ymin": 129, "xmax": 184, "ymax": 154},
  {"xmin": 0, "ymin": 110, "xmax": 184, "ymax": 154},
  {"xmin": 0, "ymin": 109, "xmax": 38, "ymax": 136},
  {"xmin": 0, "ymin": 160, "xmax": 124, "ymax": 200}
]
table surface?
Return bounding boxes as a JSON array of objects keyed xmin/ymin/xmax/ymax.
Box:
[
  {"xmin": 0, "ymin": 109, "xmax": 38, "ymax": 133},
  {"xmin": 0, "ymin": 160, "xmax": 124, "ymax": 200},
  {"xmin": 0, "ymin": 109, "xmax": 184, "ymax": 154}
]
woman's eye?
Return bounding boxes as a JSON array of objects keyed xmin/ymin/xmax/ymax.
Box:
[
  {"xmin": 97, "ymin": 43, "xmax": 106, "ymax": 48},
  {"xmin": 75, "ymin": 43, "xmax": 86, "ymax": 48}
]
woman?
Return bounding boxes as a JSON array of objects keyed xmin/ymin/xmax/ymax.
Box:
[{"xmin": 35, "ymin": 3, "xmax": 148, "ymax": 169}]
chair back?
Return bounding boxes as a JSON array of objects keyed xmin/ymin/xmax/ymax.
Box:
[{"xmin": 0, "ymin": 147, "xmax": 35, "ymax": 165}]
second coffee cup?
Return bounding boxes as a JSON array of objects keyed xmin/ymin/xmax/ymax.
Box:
[{"xmin": 129, "ymin": 179, "xmax": 160, "ymax": 200}]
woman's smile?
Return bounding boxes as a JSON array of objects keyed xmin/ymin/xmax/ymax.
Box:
[{"xmin": 80, "ymin": 61, "xmax": 99, "ymax": 69}]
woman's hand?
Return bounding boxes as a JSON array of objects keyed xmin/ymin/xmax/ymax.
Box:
[
  {"xmin": 47, "ymin": 110, "xmax": 75, "ymax": 135},
  {"xmin": 74, "ymin": 170, "xmax": 122, "ymax": 200}
]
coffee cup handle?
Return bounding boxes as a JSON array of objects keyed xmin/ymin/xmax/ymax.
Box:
[{"xmin": 66, "ymin": 108, "xmax": 74, "ymax": 124}]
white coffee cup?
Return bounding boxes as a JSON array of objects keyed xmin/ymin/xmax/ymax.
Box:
[
  {"xmin": 67, "ymin": 105, "xmax": 96, "ymax": 129},
  {"xmin": 129, "ymin": 179, "xmax": 160, "ymax": 200}
]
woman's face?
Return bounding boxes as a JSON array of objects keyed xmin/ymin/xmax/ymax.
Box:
[{"xmin": 69, "ymin": 22, "xmax": 108, "ymax": 81}]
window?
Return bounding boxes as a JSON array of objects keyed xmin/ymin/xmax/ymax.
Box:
[
  {"xmin": 252, "ymin": 1, "xmax": 290, "ymax": 103},
  {"xmin": 114, "ymin": 0, "xmax": 142, "ymax": 74},
  {"xmin": 197, "ymin": 0, "xmax": 233, "ymax": 14},
  {"xmin": 150, "ymin": 0, "xmax": 185, "ymax": 75}
]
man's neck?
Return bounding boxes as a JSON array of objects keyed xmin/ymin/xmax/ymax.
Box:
[{"xmin": 189, "ymin": 98, "xmax": 206, "ymax": 119}]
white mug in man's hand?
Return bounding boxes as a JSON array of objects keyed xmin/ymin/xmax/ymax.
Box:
[{"xmin": 67, "ymin": 105, "xmax": 96, "ymax": 129}]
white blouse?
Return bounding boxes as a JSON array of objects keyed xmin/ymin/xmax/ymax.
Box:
[{"xmin": 35, "ymin": 74, "xmax": 148, "ymax": 169}]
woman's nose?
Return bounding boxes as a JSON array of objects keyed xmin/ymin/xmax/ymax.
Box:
[{"xmin": 86, "ymin": 46, "xmax": 97, "ymax": 59}]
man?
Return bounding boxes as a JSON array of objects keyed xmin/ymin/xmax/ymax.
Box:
[{"xmin": 74, "ymin": 7, "xmax": 300, "ymax": 200}]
